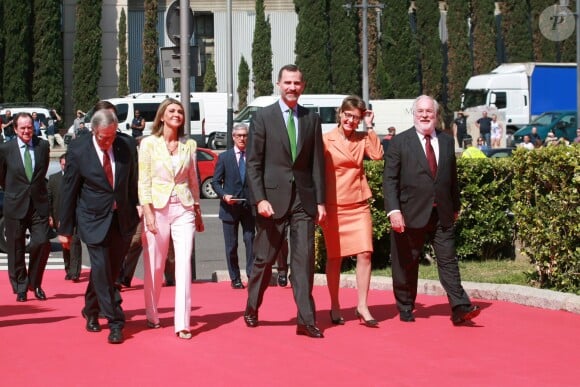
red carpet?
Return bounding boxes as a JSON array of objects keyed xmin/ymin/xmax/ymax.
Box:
[{"xmin": 1, "ymin": 270, "xmax": 579, "ymax": 386}]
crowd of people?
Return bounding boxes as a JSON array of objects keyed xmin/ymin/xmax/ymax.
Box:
[{"xmin": 1, "ymin": 64, "xmax": 484, "ymax": 344}]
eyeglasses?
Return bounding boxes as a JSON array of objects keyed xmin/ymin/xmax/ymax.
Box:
[
  {"xmin": 342, "ymin": 112, "xmax": 361, "ymax": 122},
  {"xmin": 233, "ymin": 134, "xmax": 248, "ymax": 138}
]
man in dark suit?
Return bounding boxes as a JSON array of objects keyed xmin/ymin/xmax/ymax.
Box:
[
  {"xmin": 383, "ymin": 95, "xmax": 481, "ymax": 325},
  {"xmin": 211, "ymin": 123, "xmax": 255, "ymax": 290},
  {"xmin": 0, "ymin": 113, "xmax": 51, "ymax": 302},
  {"xmin": 244, "ymin": 64, "xmax": 326, "ymax": 338},
  {"xmin": 48, "ymin": 153, "xmax": 82, "ymax": 282},
  {"xmin": 58, "ymin": 109, "xmax": 139, "ymax": 344}
]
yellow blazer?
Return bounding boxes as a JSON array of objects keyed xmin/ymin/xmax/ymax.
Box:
[
  {"xmin": 138, "ymin": 135, "xmax": 200, "ymax": 209},
  {"xmin": 322, "ymin": 127, "xmax": 384, "ymax": 206}
]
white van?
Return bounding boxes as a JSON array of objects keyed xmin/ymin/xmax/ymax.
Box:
[
  {"xmin": 66, "ymin": 93, "xmax": 205, "ymax": 144},
  {"xmin": 0, "ymin": 105, "xmax": 53, "ymax": 141},
  {"xmin": 234, "ymin": 94, "xmax": 347, "ymax": 132}
]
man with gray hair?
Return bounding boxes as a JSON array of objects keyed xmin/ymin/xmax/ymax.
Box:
[
  {"xmin": 58, "ymin": 108, "xmax": 139, "ymax": 344},
  {"xmin": 211, "ymin": 123, "xmax": 255, "ymax": 289}
]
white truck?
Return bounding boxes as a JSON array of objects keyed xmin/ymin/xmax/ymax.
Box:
[
  {"xmin": 461, "ymin": 62, "xmax": 577, "ymax": 145},
  {"xmin": 369, "ymin": 99, "xmax": 415, "ymax": 136}
]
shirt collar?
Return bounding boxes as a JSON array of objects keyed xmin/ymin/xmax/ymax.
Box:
[
  {"xmin": 17, "ymin": 137, "xmax": 32, "ymax": 148},
  {"xmin": 279, "ymin": 99, "xmax": 295, "ymax": 114}
]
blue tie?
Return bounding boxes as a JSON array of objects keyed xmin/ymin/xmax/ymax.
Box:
[{"xmin": 238, "ymin": 151, "xmax": 246, "ymax": 183}]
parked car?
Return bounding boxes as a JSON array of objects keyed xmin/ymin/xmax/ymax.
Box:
[
  {"xmin": 513, "ymin": 111, "xmax": 577, "ymax": 145},
  {"xmin": 482, "ymin": 147, "xmax": 516, "ymax": 158},
  {"xmin": 197, "ymin": 148, "xmax": 219, "ymax": 199}
]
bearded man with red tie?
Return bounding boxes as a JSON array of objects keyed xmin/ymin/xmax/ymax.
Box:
[{"xmin": 383, "ymin": 95, "xmax": 481, "ymax": 325}]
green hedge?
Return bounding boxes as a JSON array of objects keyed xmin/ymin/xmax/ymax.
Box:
[
  {"xmin": 511, "ymin": 146, "xmax": 580, "ymax": 293},
  {"xmin": 315, "ymin": 145, "xmax": 580, "ymax": 293}
]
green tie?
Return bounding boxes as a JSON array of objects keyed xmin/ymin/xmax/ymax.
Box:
[
  {"xmin": 287, "ymin": 109, "xmax": 297, "ymax": 161},
  {"xmin": 24, "ymin": 145, "xmax": 33, "ymax": 181}
]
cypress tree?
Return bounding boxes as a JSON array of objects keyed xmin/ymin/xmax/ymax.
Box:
[
  {"xmin": 252, "ymin": 0, "xmax": 273, "ymax": 97},
  {"xmin": 0, "ymin": 5, "xmax": 4, "ymax": 102},
  {"xmin": 446, "ymin": 0, "xmax": 472, "ymax": 111},
  {"xmin": 530, "ymin": 0, "xmax": 558, "ymax": 62},
  {"xmin": 237, "ymin": 56, "xmax": 250, "ymax": 111},
  {"xmin": 294, "ymin": 0, "xmax": 331, "ymax": 93},
  {"xmin": 141, "ymin": 0, "xmax": 159, "ymax": 92},
  {"xmin": 72, "ymin": 0, "xmax": 102, "ymax": 112},
  {"xmin": 501, "ymin": 0, "xmax": 534, "ymax": 63},
  {"xmin": 118, "ymin": 8, "xmax": 129, "ymax": 96},
  {"xmin": 3, "ymin": 0, "xmax": 33, "ymax": 102},
  {"xmin": 471, "ymin": 0, "xmax": 497, "ymax": 74},
  {"xmin": 32, "ymin": 0, "xmax": 64, "ymax": 112},
  {"xmin": 380, "ymin": 0, "xmax": 420, "ymax": 98},
  {"xmin": 328, "ymin": 0, "xmax": 360, "ymax": 95},
  {"xmin": 203, "ymin": 58, "xmax": 217, "ymax": 92},
  {"xmin": 415, "ymin": 0, "xmax": 443, "ymax": 101}
]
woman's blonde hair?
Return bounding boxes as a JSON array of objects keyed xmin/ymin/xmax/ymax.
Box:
[{"xmin": 151, "ymin": 98, "xmax": 185, "ymax": 137}]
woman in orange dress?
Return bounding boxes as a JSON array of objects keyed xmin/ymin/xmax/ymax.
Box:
[{"xmin": 321, "ymin": 95, "xmax": 384, "ymax": 327}]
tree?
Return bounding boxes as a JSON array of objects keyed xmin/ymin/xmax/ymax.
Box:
[
  {"xmin": 471, "ymin": 0, "xmax": 497, "ymax": 74},
  {"xmin": 118, "ymin": 8, "xmax": 129, "ymax": 96},
  {"xmin": 141, "ymin": 0, "xmax": 159, "ymax": 92},
  {"xmin": 237, "ymin": 56, "xmax": 250, "ymax": 111},
  {"xmin": 3, "ymin": 1, "xmax": 33, "ymax": 102},
  {"xmin": 0, "ymin": 5, "xmax": 5, "ymax": 102},
  {"xmin": 72, "ymin": 0, "xmax": 102, "ymax": 112},
  {"xmin": 415, "ymin": 0, "xmax": 443, "ymax": 101},
  {"xmin": 32, "ymin": 0, "xmax": 64, "ymax": 111},
  {"xmin": 203, "ymin": 58, "xmax": 217, "ymax": 92},
  {"xmin": 501, "ymin": 0, "xmax": 534, "ymax": 63},
  {"xmin": 380, "ymin": 0, "xmax": 420, "ymax": 98},
  {"xmin": 530, "ymin": 0, "xmax": 557, "ymax": 62},
  {"xmin": 328, "ymin": 0, "xmax": 360, "ymax": 95},
  {"xmin": 446, "ymin": 0, "xmax": 472, "ymax": 111},
  {"xmin": 252, "ymin": 0, "xmax": 273, "ymax": 97},
  {"xmin": 294, "ymin": 0, "xmax": 331, "ymax": 93}
]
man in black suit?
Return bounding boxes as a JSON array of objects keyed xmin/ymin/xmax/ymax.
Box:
[
  {"xmin": 58, "ymin": 109, "xmax": 139, "ymax": 344},
  {"xmin": 48, "ymin": 153, "xmax": 82, "ymax": 282},
  {"xmin": 211, "ymin": 123, "xmax": 255, "ymax": 290},
  {"xmin": 244, "ymin": 64, "xmax": 326, "ymax": 338},
  {"xmin": 0, "ymin": 113, "xmax": 51, "ymax": 302},
  {"xmin": 383, "ymin": 95, "xmax": 480, "ymax": 325}
]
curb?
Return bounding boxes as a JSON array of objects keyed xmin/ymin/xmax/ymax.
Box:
[{"xmin": 212, "ymin": 270, "xmax": 580, "ymax": 314}]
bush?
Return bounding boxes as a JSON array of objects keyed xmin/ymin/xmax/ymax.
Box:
[{"xmin": 512, "ymin": 145, "xmax": 580, "ymax": 293}]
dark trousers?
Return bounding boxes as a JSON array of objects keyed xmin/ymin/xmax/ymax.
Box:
[
  {"xmin": 5, "ymin": 206, "xmax": 50, "ymax": 293},
  {"xmin": 83, "ymin": 213, "xmax": 131, "ymax": 329},
  {"xmin": 221, "ymin": 209, "xmax": 255, "ymax": 281},
  {"xmin": 118, "ymin": 222, "xmax": 143, "ymax": 285},
  {"xmin": 390, "ymin": 209, "xmax": 471, "ymax": 312},
  {"xmin": 245, "ymin": 194, "xmax": 317, "ymax": 325},
  {"xmin": 276, "ymin": 225, "xmax": 289, "ymax": 273},
  {"xmin": 63, "ymin": 228, "xmax": 82, "ymax": 278}
]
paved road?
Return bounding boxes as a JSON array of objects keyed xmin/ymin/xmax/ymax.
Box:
[{"xmin": 0, "ymin": 198, "xmax": 240, "ymax": 281}]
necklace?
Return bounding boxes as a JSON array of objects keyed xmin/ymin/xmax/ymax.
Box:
[{"xmin": 166, "ymin": 140, "xmax": 178, "ymax": 155}]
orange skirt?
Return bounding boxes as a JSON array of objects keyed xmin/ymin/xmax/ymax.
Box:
[{"xmin": 321, "ymin": 201, "xmax": 373, "ymax": 259}]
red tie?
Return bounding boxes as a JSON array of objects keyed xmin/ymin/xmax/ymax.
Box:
[
  {"xmin": 102, "ymin": 150, "xmax": 114, "ymax": 187},
  {"xmin": 425, "ymin": 135, "xmax": 437, "ymax": 178}
]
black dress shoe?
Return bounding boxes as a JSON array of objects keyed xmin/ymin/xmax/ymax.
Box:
[
  {"xmin": 16, "ymin": 292, "xmax": 27, "ymax": 302},
  {"xmin": 330, "ymin": 311, "xmax": 345, "ymax": 325},
  {"xmin": 64, "ymin": 274, "xmax": 72, "ymax": 280},
  {"xmin": 399, "ymin": 310, "xmax": 416, "ymax": 322},
  {"xmin": 243, "ymin": 313, "xmax": 258, "ymax": 327},
  {"xmin": 231, "ymin": 279, "xmax": 245, "ymax": 289},
  {"xmin": 451, "ymin": 304, "xmax": 481, "ymax": 325},
  {"xmin": 108, "ymin": 328, "xmax": 124, "ymax": 344},
  {"xmin": 164, "ymin": 279, "xmax": 175, "ymax": 287},
  {"xmin": 121, "ymin": 279, "xmax": 132, "ymax": 288},
  {"xmin": 277, "ymin": 272, "xmax": 288, "ymax": 287},
  {"xmin": 296, "ymin": 324, "xmax": 324, "ymax": 338},
  {"xmin": 82, "ymin": 311, "xmax": 102, "ymax": 332},
  {"xmin": 71, "ymin": 276, "xmax": 80, "ymax": 283},
  {"xmin": 33, "ymin": 287, "xmax": 47, "ymax": 300}
]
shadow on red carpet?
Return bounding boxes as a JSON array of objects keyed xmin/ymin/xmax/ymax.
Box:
[{"xmin": 1, "ymin": 270, "xmax": 578, "ymax": 386}]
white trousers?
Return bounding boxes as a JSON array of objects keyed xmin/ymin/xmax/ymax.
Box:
[{"xmin": 143, "ymin": 199, "xmax": 195, "ymax": 332}]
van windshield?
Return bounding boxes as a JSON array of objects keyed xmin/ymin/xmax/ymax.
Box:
[{"xmin": 531, "ymin": 112, "xmax": 560, "ymax": 126}]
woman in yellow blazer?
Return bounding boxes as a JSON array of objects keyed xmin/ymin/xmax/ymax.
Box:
[
  {"xmin": 139, "ymin": 98, "xmax": 203, "ymax": 340},
  {"xmin": 321, "ymin": 95, "xmax": 383, "ymax": 327}
]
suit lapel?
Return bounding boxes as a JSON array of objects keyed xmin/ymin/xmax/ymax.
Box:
[
  {"xmin": 272, "ymin": 106, "xmax": 293, "ymax": 161},
  {"xmin": 408, "ymin": 128, "xmax": 432, "ymax": 178},
  {"xmin": 296, "ymin": 106, "xmax": 309, "ymax": 159},
  {"xmin": 229, "ymin": 149, "xmax": 243, "ymax": 184}
]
